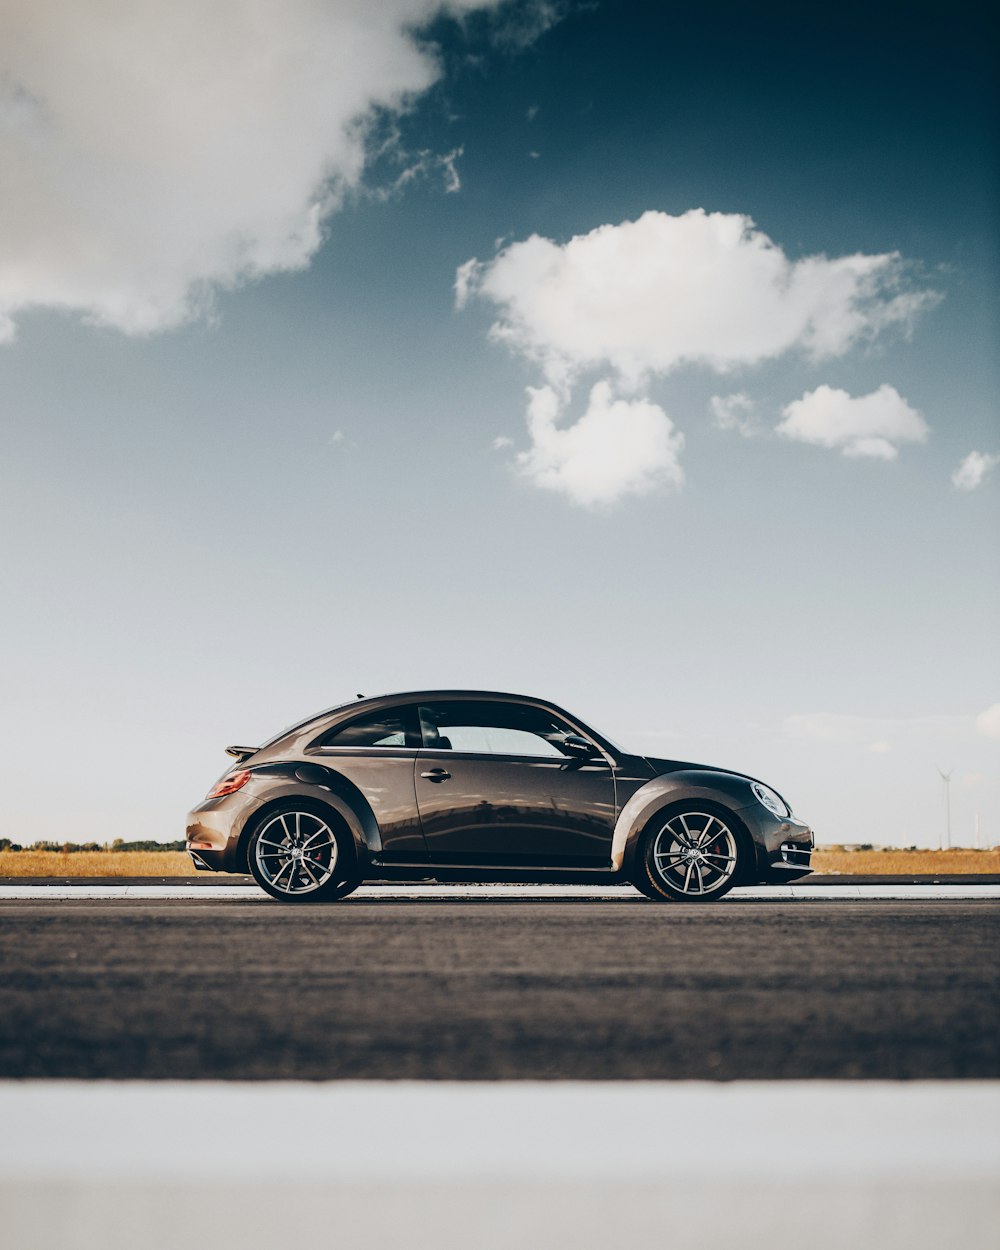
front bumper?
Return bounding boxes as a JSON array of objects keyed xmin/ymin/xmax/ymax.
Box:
[{"xmin": 736, "ymin": 804, "xmax": 815, "ymax": 881}]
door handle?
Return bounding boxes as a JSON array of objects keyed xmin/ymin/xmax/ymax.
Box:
[{"xmin": 420, "ymin": 768, "xmax": 451, "ymax": 782}]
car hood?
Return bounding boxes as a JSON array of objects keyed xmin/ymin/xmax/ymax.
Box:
[{"xmin": 641, "ymin": 755, "xmax": 765, "ymax": 789}]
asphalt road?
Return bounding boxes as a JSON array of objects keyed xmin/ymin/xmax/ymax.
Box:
[{"xmin": 1, "ymin": 898, "xmax": 997, "ymax": 1080}]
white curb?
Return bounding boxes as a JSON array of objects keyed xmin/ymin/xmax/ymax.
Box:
[{"xmin": 1, "ymin": 882, "xmax": 998, "ymax": 900}]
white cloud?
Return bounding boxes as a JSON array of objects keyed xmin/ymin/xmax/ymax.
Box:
[
  {"xmin": 492, "ymin": 435, "xmax": 514, "ymax": 449},
  {"xmin": 952, "ymin": 450, "xmax": 1000, "ymax": 492},
  {"xmin": 461, "ymin": 210, "xmax": 937, "ymax": 507},
  {"xmin": 775, "ymin": 384, "xmax": 928, "ymax": 460},
  {"xmin": 710, "ymin": 392, "xmax": 762, "ymax": 438},
  {"xmin": 513, "ymin": 380, "xmax": 685, "ymax": 507},
  {"xmin": 976, "ymin": 704, "xmax": 1000, "ymax": 741},
  {"xmin": 0, "ymin": 0, "xmax": 507, "ymax": 341},
  {"xmin": 458, "ymin": 209, "xmax": 935, "ymax": 388}
]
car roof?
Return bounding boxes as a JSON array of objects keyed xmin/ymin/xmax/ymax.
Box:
[
  {"xmin": 260, "ymin": 691, "xmax": 562, "ymax": 746},
  {"xmin": 304, "ymin": 689, "xmax": 561, "ymax": 726},
  {"xmin": 353, "ymin": 689, "xmax": 544, "ymax": 706},
  {"xmin": 259, "ymin": 689, "xmax": 607, "ymax": 753}
]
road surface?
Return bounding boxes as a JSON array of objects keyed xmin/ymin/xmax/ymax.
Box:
[{"xmin": 1, "ymin": 896, "xmax": 997, "ymax": 1079}]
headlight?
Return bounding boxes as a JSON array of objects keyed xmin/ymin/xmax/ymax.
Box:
[{"xmin": 751, "ymin": 780, "xmax": 790, "ymax": 818}]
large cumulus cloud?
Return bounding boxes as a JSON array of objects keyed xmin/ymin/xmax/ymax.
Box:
[
  {"xmin": 0, "ymin": 0, "xmax": 509, "ymax": 341},
  {"xmin": 457, "ymin": 209, "xmax": 934, "ymax": 389}
]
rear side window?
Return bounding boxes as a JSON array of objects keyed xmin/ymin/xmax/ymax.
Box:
[{"xmin": 317, "ymin": 708, "xmax": 416, "ymax": 749}]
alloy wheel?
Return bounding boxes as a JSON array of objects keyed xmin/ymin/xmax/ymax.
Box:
[
  {"xmin": 252, "ymin": 810, "xmax": 339, "ymax": 897},
  {"xmin": 650, "ymin": 811, "xmax": 738, "ymax": 897}
]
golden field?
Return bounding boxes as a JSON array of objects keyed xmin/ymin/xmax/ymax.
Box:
[
  {"xmin": 0, "ymin": 851, "xmax": 199, "ymax": 877},
  {"xmin": 812, "ymin": 849, "xmax": 1000, "ymax": 874},
  {"xmin": 0, "ymin": 847, "xmax": 996, "ymax": 877}
]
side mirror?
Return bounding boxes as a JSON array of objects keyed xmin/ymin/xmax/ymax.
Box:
[{"xmin": 562, "ymin": 734, "xmax": 596, "ymax": 759}]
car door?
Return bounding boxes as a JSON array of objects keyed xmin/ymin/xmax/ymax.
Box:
[{"xmin": 414, "ymin": 698, "xmax": 616, "ymax": 866}]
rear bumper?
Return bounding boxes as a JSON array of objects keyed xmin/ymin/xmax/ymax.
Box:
[{"xmin": 185, "ymin": 790, "xmax": 264, "ymax": 873}]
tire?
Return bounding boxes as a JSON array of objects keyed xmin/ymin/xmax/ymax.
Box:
[
  {"xmin": 634, "ymin": 806, "xmax": 744, "ymax": 902},
  {"xmin": 324, "ymin": 876, "xmax": 362, "ymax": 901},
  {"xmin": 247, "ymin": 804, "xmax": 356, "ymax": 903}
]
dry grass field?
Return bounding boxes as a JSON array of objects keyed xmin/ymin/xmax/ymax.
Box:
[
  {"xmin": 812, "ymin": 849, "xmax": 1000, "ymax": 874},
  {"xmin": 0, "ymin": 851, "xmax": 199, "ymax": 877},
  {"xmin": 0, "ymin": 847, "xmax": 997, "ymax": 877}
]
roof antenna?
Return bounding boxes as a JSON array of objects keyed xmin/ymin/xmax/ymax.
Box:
[{"xmin": 356, "ymin": 692, "xmax": 364, "ymax": 699}]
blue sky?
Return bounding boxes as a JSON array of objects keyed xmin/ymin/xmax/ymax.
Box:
[{"xmin": 1, "ymin": 0, "xmax": 997, "ymax": 847}]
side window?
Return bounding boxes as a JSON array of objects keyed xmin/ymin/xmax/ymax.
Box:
[
  {"xmin": 318, "ymin": 709, "xmax": 414, "ymax": 749},
  {"xmin": 418, "ymin": 702, "xmax": 582, "ymax": 758}
]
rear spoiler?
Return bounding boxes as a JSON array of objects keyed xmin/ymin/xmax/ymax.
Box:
[{"xmin": 225, "ymin": 745, "xmax": 258, "ymax": 762}]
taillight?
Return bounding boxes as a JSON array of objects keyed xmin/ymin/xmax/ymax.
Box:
[{"xmin": 207, "ymin": 769, "xmax": 252, "ymax": 799}]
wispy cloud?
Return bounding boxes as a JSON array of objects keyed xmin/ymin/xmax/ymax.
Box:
[
  {"xmin": 483, "ymin": 0, "xmax": 571, "ymax": 50},
  {"xmin": 976, "ymin": 704, "xmax": 1000, "ymax": 741},
  {"xmin": 710, "ymin": 392, "xmax": 762, "ymax": 438},
  {"xmin": 952, "ymin": 450, "xmax": 1000, "ymax": 491},
  {"xmin": 783, "ymin": 712, "xmax": 973, "ymax": 748},
  {"xmin": 369, "ymin": 143, "xmax": 465, "ymax": 200}
]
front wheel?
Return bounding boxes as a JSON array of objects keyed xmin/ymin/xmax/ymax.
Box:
[
  {"xmin": 324, "ymin": 875, "xmax": 362, "ymax": 901},
  {"xmin": 634, "ymin": 808, "xmax": 744, "ymax": 902},
  {"xmin": 247, "ymin": 806, "xmax": 354, "ymax": 903}
]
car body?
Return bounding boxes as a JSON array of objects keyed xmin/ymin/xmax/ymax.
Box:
[{"xmin": 185, "ymin": 689, "xmax": 814, "ymax": 902}]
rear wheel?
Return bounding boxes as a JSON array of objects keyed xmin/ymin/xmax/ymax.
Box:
[
  {"xmin": 635, "ymin": 807, "xmax": 743, "ymax": 902},
  {"xmin": 248, "ymin": 806, "xmax": 355, "ymax": 903}
]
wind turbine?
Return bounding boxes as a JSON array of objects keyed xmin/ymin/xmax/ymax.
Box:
[{"xmin": 936, "ymin": 766, "xmax": 953, "ymax": 850}]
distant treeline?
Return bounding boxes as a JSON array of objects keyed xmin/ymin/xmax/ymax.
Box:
[{"xmin": 0, "ymin": 838, "xmax": 186, "ymax": 853}]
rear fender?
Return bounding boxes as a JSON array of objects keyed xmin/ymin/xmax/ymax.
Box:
[{"xmin": 234, "ymin": 762, "xmax": 381, "ymax": 871}]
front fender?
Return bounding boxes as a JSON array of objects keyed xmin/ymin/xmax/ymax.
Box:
[{"xmin": 611, "ymin": 770, "xmax": 758, "ymax": 873}]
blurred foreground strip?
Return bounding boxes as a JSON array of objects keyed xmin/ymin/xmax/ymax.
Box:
[{"xmin": 1, "ymin": 1081, "xmax": 997, "ymax": 1250}]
